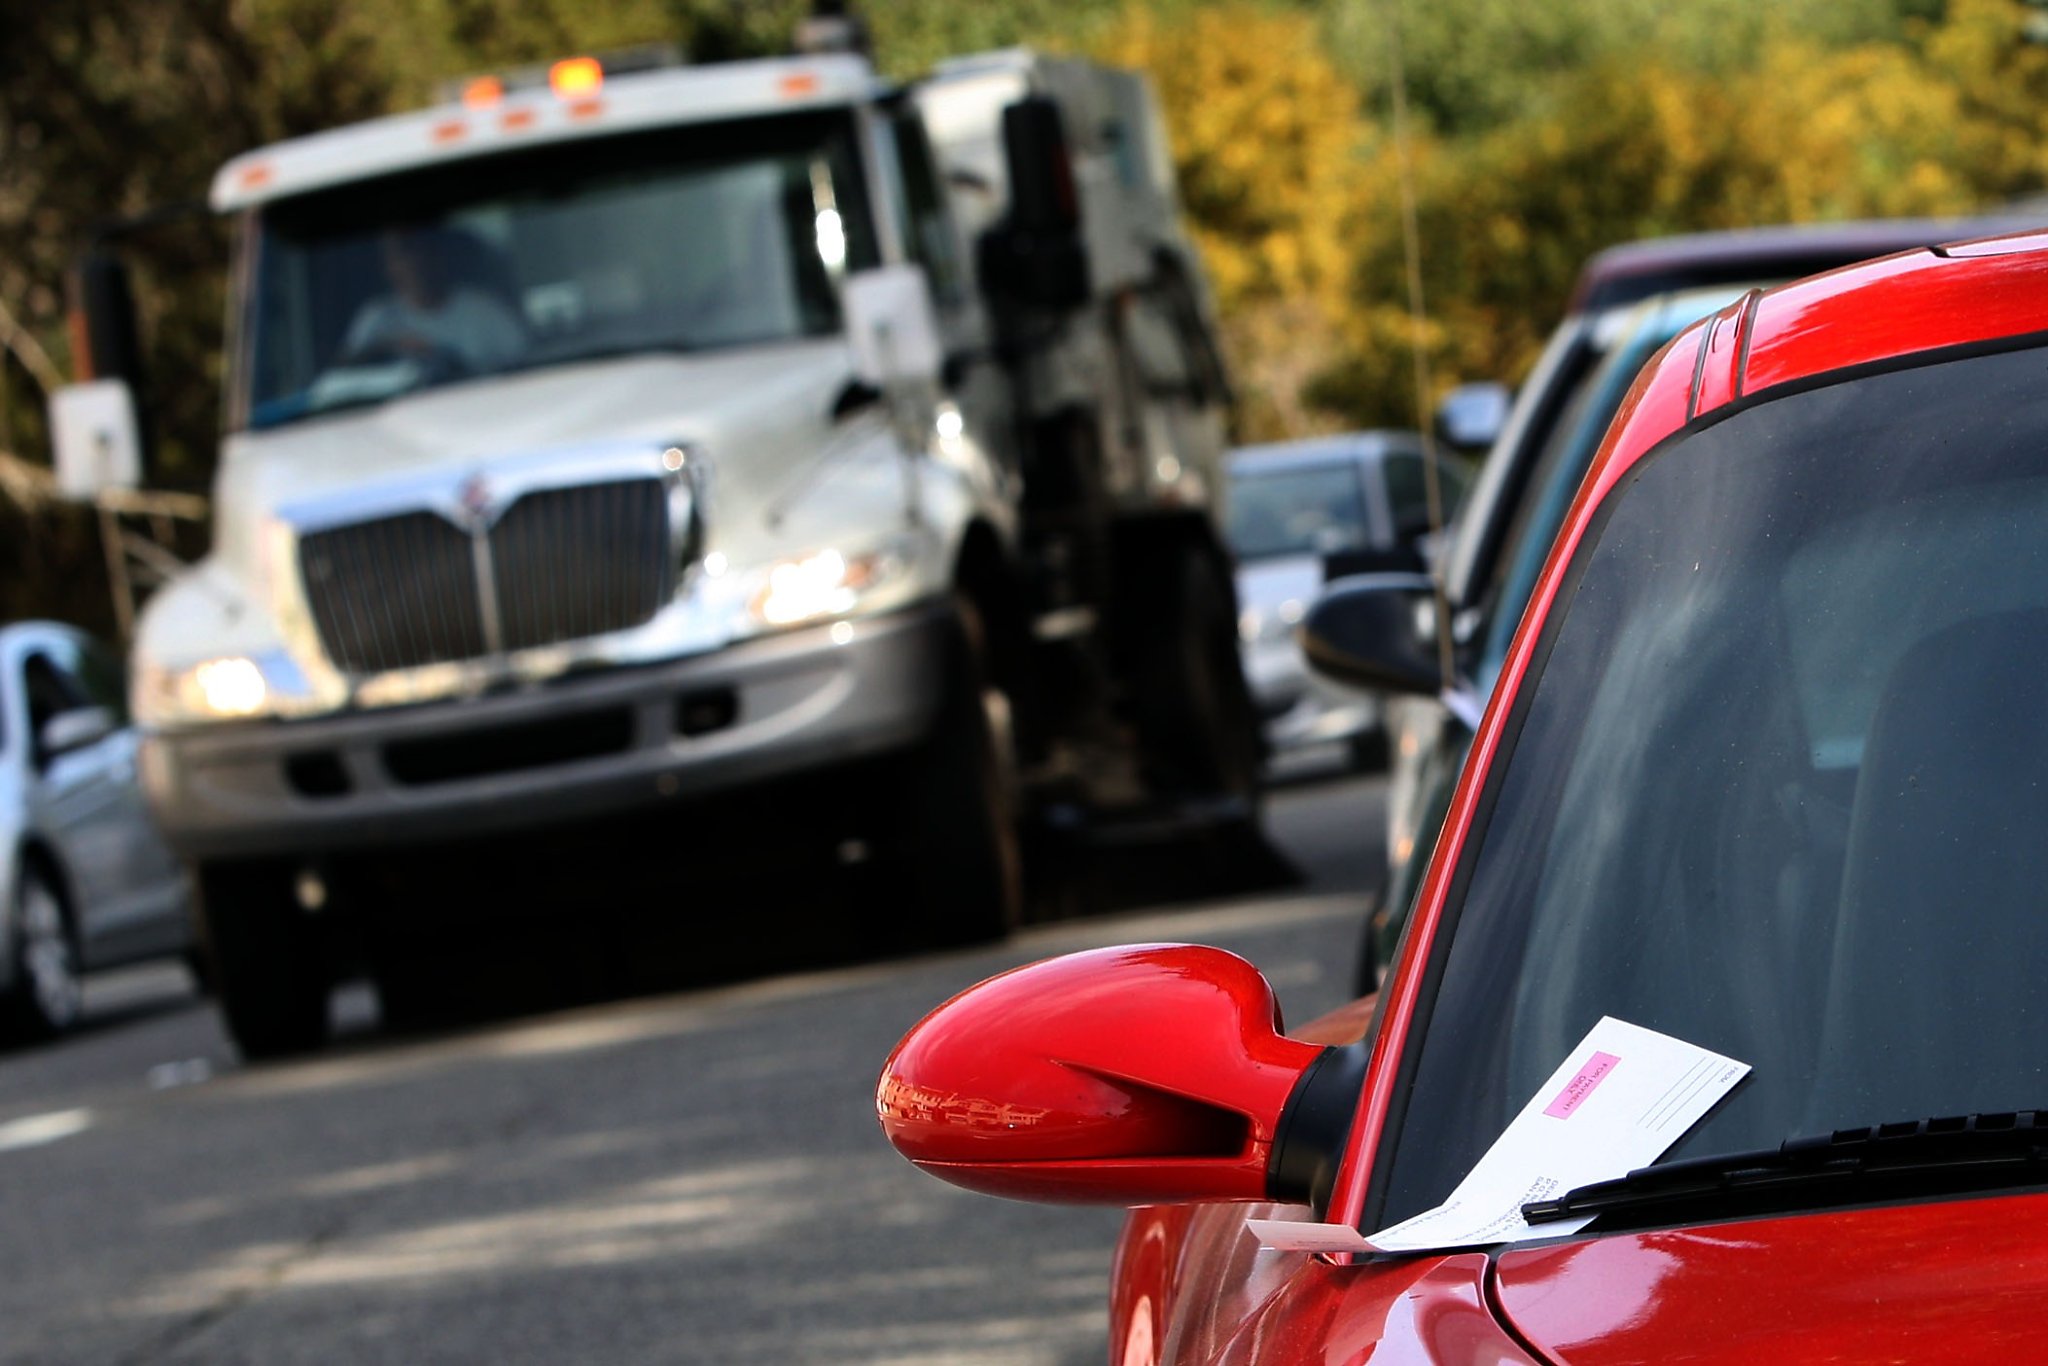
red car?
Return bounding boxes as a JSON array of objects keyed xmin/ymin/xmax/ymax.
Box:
[{"xmin": 877, "ymin": 228, "xmax": 2048, "ymax": 1363}]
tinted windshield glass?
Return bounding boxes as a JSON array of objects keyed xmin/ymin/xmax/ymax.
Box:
[
  {"xmin": 1380, "ymin": 343, "xmax": 2048, "ymax": 1227},
  {"xmin": 239, "ymin": 113, "xmax": 876, "ymax": 430},
  {"xmin": 1227, "ymin": 463, "xmax": 1372, "ymax": 560}
]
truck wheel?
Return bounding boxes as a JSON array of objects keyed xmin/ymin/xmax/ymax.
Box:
[
  {"xmin": 198, "ymin": 863, "xmax": 330, "ymax": 1060},
  {"xmin": 1, "ymin": 869, "xmax": 83, "ymax": 1039},
  {"xmin": 1133, "ymin": 551, "xmax": 1264, "ymax": 812},
  {"xmin": 892, "ymin": 602, "xmax": 1023, "ymax": 948}
]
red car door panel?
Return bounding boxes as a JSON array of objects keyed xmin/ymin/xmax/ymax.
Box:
[
  {"xmin": 1115, "ymin": 1201, "xmax": 1538, "ymax": 1366},
  {"xmin": 1207, "ymin": 1252, "xmax": 1536, "ymax": 1366}
]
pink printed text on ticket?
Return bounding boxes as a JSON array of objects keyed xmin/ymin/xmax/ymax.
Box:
[{"xmin": 1543, "ymin": 1051, "xmax": 1620, "ymax": 1119}]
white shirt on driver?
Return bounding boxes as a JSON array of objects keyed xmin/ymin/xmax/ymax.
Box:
[{"xmin": 342, "ymin": 288, "xmax": 525, "ymax": 373}]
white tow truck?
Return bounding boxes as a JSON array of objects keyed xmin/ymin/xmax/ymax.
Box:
[{"xmin": 50, "ymin": 33, "xmax": 1256, "ymax": 1056}]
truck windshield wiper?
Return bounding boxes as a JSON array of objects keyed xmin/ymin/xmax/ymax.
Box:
[{"xmin": 1523, "ymin": 1111, "xmax": 2048, "ymax": 1228}]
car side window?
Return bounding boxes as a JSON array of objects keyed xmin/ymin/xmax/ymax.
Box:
[
  {"xmin": 62, "ymin": 636, "xmax": 130, "ymax": 724},
  {"xmin": 22, "ymin": 651, "xmax": 90, "ymax": 750}
]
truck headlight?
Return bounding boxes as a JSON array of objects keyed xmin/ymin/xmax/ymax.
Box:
[
  {"xmin": 195, "ymin": 658, "xmax": 269, "ymax": 715},
  {"xmin": 749, "ymin": 541, "xmax": 913, "ymax": 628},
  {"xmin": 135, "ymin": 654, "xmax": 285, "ymax": 727}
]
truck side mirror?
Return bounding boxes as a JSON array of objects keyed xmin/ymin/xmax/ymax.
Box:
[
  {"xmin": 70, "ymin": 249, "xmax": 149, "ymax": 391},
  {"xmin": 49, "ymin": 379, "xmax": 143, "ymax": 499},
  {"xmin": 976, "ymin": 95, "xmax": 1091, "ymax": 310},
  {"xmin": 843, "ymin": 265, "xmax": 944, "ymax": 388},
  {"xmin": 1005, "ymin": 95, "xmax": 1080, "ymax": 237},
  {"xmin": 1435, "ymin": 381, "xmax": 1510, "ymax": 452},
  {"xmin": 56, "ymin": 246, "xmax": 153, "ymax": 492},
  {"xmin": 1301, "ymin": 573, "xmax": 1443, "ymax": 697}
]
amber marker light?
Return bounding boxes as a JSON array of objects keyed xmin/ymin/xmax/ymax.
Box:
[
  {"xmin": 461, "ymin": 76, "xmax": 503, "ymax": 108},
  {"xmin": 550, "ymin": 57, "xmax": 604, "ymax": 98}
]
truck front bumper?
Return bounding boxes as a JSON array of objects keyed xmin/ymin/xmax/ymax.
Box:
[{"xmin": 142, "ymin": 603, "xmax": 954, "ymax": 862}]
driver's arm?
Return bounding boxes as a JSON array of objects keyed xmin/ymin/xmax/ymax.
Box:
[{"xmin": 340, "ymin": 297, "xmax": 406, "ymax": 361}]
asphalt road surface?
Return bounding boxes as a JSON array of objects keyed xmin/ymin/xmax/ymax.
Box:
[{"xmin": 0, "ymin": 769, "xmax": 1384, "ymax": 1365}]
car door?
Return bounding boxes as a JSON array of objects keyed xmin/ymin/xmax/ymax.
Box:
[
  {"xmin": 19, "ymin": 640, "xmax": 127, "ymax": 953},
  {"xmin": 24, "ymin": 634, "xmax": 185, "ymax": 965},
  {"xmin": 67, "ymin": 632, "xmax": 187, "ymax": 950}
]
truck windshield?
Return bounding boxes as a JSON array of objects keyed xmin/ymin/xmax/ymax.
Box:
[
  {"xmin": 1377, "ymin": 341, "xmax": 2048, "ymax": 1230},
  {"xmin": 237, "ymin": 111, "xmax": 878, "ymax": 431}
]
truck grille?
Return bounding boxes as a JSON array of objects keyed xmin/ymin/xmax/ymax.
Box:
[
  {"xmin": 492, "ymin": 482, "xmax": 673, "ymax": 653},
  {"xmin": 298, "ymin": 479, "xmax": 672, "ymax": 674},
  {"xmin": 300, "ymin": 513, "xmax": 488, "ymax": 673}
]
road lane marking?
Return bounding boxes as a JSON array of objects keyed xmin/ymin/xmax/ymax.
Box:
[{"xmin": 0, "ymin": 1107, "xmax": 92, "ymax": 1152}]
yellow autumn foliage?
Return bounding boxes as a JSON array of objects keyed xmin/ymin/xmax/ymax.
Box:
[
  {"xmin": 1095, "ymin": 3, "xmax": 1375, "ymax": 436},
  {"xmin": 1099, "ymin": 0, "xmax": 2048, "ymax": 438}
]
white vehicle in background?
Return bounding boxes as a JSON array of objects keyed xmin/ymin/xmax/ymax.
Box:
[
  {"xmin": 1225, "ymin": 433, "xmax": 1468, "ymax": 771},
  {"xmin": 0, "ymin": 623, "xmax": 188, "ymax": 1038},
  {"xmin": 49, "ymin": 28, "xmax": 1256, "ymax": 1057}
]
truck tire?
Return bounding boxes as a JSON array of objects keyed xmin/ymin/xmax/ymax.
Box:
[
  {"xmin": 368, "ymin": 950, "xmax": 448, "ymax": 1032},
  {"xmin": 198, "ymin": 863, "xmax": 330, "ymax": 1060},
  {"xmin": 1131, "ymin": 549, "xmax": 1264, "ymax": 813},
  {"xmin": 890, "ymin": 602, "xmax": 1023, "ymax": 948},
  {"xmin": 1, "ymin": 868, "xmax": 83, "ymax": 1039}
]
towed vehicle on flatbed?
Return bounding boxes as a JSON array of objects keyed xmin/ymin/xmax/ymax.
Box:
[
  {"xmin": 49, "ymin": 29, "xmax": 1256, "ymax": 1057},
  {"xmin": 878, "ymin": 229, "xmax": 2048, "ymax": 1362}
]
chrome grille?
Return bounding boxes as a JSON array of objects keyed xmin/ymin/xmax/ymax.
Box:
[
  {"xmin": 301, "ymin": 512, "xmax": 487, "ymax": 674},
  {"xmin": 493, "ymin": 481, "xmax": 673, "ymax": 653},
  {"xmin": 298, "ymin": 478, "xmax": 673, "ymax": 674}
]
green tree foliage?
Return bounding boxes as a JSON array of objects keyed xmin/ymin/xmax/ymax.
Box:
[{"xmin": 1326, "ymin": 0, "xmax": 1914, "ymax": 137}]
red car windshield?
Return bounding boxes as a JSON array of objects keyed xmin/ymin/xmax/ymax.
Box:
[{"xmin": 1377, "ymin": 341, "xmax": 2048, "ymax": 1229}]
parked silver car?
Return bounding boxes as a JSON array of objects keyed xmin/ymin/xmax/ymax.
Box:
[
  {"xmin": 1, "ymin": 622, "xmax": 188, "ymax": 1037},
  {"xmin": 1225, "ymin": 434, "xmax": 1466, "ymax": 768}
]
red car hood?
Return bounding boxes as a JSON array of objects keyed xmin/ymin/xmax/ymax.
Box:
[{"xmin": 1493, "ymin": 1191, "xmax": 2048, "ymax": 1363}]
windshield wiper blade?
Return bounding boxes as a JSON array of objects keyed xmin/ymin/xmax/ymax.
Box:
[{"xmin": 1523, "ymin": 1111, "xmax": 2048, "ymax": 1226}]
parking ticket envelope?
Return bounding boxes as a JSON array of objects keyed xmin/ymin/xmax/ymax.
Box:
[{"xmin": 1365, "ymin": 1017, "xmax": 1749, "ymax": 1253}]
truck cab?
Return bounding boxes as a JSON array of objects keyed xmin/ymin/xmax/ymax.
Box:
[{"xmin": 53, "ymin": 44, "xmax": 1256, "ymax": 1057}]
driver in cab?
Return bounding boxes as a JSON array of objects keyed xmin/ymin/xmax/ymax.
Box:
[{"xmin": 341, "ymin": 227, "xmax": 524, "ymax": 374}]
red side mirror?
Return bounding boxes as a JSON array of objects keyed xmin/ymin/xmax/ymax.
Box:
[{"xmin": 877, "ymin": 944, "xmax": 1351, "ymax": 1206}]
